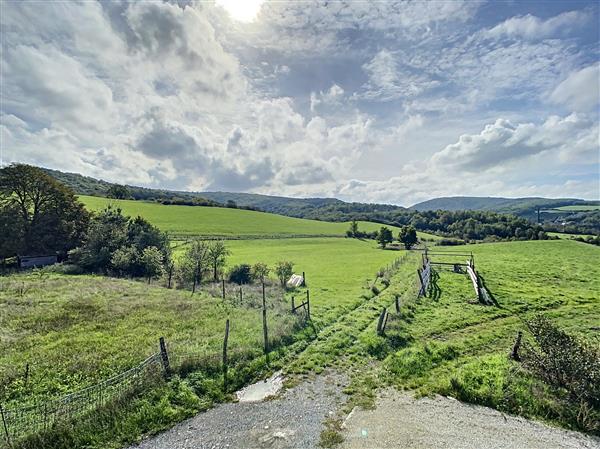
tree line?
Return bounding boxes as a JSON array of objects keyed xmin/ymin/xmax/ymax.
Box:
[{"xmin": 343, "ymin": 209, "xmax": 552, "ymax": 242}]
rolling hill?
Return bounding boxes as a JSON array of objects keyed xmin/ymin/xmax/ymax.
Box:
[
  {"xmin": 80, "ymin": 195, "xmax": 406, "ymax": 239},
  {"xmin": 409, "ymin": 196, "xmax": 597, "ymax": 214}
]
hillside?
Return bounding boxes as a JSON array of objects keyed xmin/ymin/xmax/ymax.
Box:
[
  {"xmin": 42, "ymin": 167, "xmax": 600, "ymax": 236},
  {"xmin": 410, "ymin": 196, "xmax": 596, "ymax": 215},
  {"xmin": 80, "ymin": 195, "xmax": 402, "ymax": 238}
]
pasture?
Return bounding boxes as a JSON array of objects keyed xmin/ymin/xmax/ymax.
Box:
[
  {"xmin": 224, "ymin": 238, "xmax": 405, "ymax": 326},
  {"xmin": 555, "ymin": 205, "xmax": 600, "ymax": 211},
  {"xmin": 0, "ymin": 238, "xmax": 401, "ymax": 409},
  {"xmin": 80, "ymin": 195, "xmax": 397, "ymax": 238},
  {"xmin": 379, "ymin": 239, "xmax": 600, "ymax": 431},
  {"xmin": 4, "ymin": 197, "xmax": 599, "ymax": 447}
]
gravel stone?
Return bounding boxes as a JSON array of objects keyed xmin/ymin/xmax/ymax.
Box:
[
  {"xmin": 129, "ymin": 372, "xmax": 347, "ymax": 449},
  {"xmin": 341, "ymin": 389, "xmax": 600, "ymax": 449}
]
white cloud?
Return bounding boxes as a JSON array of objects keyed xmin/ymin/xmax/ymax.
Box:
[
  {"xmin": 0, "ymin": 0, "xmax": 597, "ymax": 203},
  {"xmin": 485, "ymin": 10, "xmax": 588, "ymax": 40},
  {"xmin": 431, "ymin": 114, "xmax": 598, "ymax": 171},
  {"xmin": 310, "ymin": 84, "xmax": 345, "ymax": 112},
  {"xmin": 358, "ymin": 50, "xmax": 438, "ymax": 101},
  {"xmin": 550, "ymin": 64, "xmax": 600, "ymax": 112}
]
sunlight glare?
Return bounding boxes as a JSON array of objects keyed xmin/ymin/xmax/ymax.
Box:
[{"xmin": 215, "ymin": 0, "xmax": 265, "ymax": 23}]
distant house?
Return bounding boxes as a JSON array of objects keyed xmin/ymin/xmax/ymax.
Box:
[{"xmin": 18, "ymin": 255, "xmax": 58, "ymax": 269}]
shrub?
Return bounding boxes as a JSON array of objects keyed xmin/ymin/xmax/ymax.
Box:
[
  {"xmin": 521, "ymin": 315, "xmax": 600, "ymax": 427},
  {"xmin": 274, "ymin": 260, "xmax": 294, "ymax": 288},
  {"xmin": 228, "ymin": 264, "xmax": 252, "ymax": 284},
  {"xmin": 250, "ymin": 262, "xmax": 270, "ymax": 283}
]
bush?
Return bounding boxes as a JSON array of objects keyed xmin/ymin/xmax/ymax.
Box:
[
  {"xmin": 228, "ymin": 264, "xmax": 251, "ymax": 284},
  {"xmin": 521, "ymin": 315, "xmax": 600, "ymax": 432},
  {"xmin": 438, "ymin": 238, "xmax": 466, "ymax": 246},
  {"xmin": 522, "ymin": 316, "xmax": 600, "ymax": 399},
  {"xmin": 274, "ymin": 260, "xmax": 294, "ymax": 288}
]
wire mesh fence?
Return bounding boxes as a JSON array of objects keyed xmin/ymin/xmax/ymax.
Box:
[
  {"xmin": 1, "ymin": 283, "xmax": 307, "ymax": 447},
  {"xmin": 1, "ymin": 352, "xmax": 163, "ymax": 444}
]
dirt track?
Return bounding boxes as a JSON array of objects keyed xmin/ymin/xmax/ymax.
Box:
[
  {"xmin": 131, "ymin": 375, "xmax": 600, "ymax": 449},
  {"xmin": 341, "ymin": 389, "xmax": 600, "ymax": 449}
]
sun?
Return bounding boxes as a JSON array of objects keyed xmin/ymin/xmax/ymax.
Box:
[{"xmin": 215, "ymin": 0, "xmax": 265, "ymax": 23}]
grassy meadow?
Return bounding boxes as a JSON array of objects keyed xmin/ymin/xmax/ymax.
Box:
[
  {"xmin": 80, "ymin": 195, "xmax": 399, "ymax": 238},
  {"xmin": 376, "ymin": 240, "xmax": 600, "ymax": 432},
  {"xmin": 555, "ymin": 205, "xmax": 600, "ymax": 211},
  {"xmin": 0, "ymin": 273, "xmax": 300, "ymax": 409},
  {"xmin": 4, "ymin": 194, "xmax": 600, "ymax": 447}
]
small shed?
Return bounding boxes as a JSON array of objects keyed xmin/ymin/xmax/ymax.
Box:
[{"xmin": 18, "ymin": 255, "xmax": 58, "ymax": 269}]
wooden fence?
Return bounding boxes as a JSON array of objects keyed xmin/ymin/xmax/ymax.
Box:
[
  {"xmin": 417, "ymin": 252, "xmax": 431, "ymax": 297},
  {"xmin": 466, "ymin": 259, "xmax": 493, "ymax": 305}
]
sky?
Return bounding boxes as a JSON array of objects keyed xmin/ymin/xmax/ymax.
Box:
[{"xmin": 1, "ymin": 0, "xmax": 599, "ymax": 206}]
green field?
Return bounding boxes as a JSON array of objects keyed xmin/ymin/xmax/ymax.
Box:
[
  {"xmin": 80, "ymin": 195, "xmax": 396, "ymax": 238},
  {"xmin": 377, "ymin": 240, "xmax": 600, "ymax": 432},
  {"xmin": 555, "ymin": 205, "xmax": 600, "ymax": 211},
  {"xmin": 0, "ymin": 238, "xmax": 401, "ymax": 406},
  {"xmin": 4, "ymin": 195, "xmax": 600, "ymax": 447},
  {"xmin": 548, "ymin": 231, "xmax": 596, "ymax": 239},
  {"xmin": 225, "ymin": 238, "xmax": 405, "ymax": 326}
]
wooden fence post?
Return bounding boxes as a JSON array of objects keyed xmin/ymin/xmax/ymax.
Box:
[
  {"xmin": 167, "ymin": 263, "xmax": 174, "ymax": 289},
  {"xmin": 395, "ymin": 296, "xmax": 400, "ymax": 313},
  {"xmin": 239, "ymin": 286, "xmax": 243, "ymax": 304},
  {"xmin": 222, "ymin": 279, "xmax": 225, "ymax": 299},
  {"xmin": 262, "ymin": 308, "xmax": 269, "ymax": 363},
  {"xmin": 262, "ymin": 282, "xmax": 266, "ymax": 309},
  {"xmin": 24, "ymin": 363, "xmax": 29, "ymax": 386},
  {"xmin": 306, "ymin": 290, "xmax": 310, "ymax": 319},
  {"xmin": 417, "ymin": 269, "xmax": 425, "ymax": 297},
  {"xmin": 0, "ymin": 404, "xmax": 11, "ymax": 448},
  {"xmin": 291, "ymin": 296, "xmax": 295, "ymax": 313},
  {"xmin": 159, "ymin": 337, "xmax": 171, "ymax": 379},
  {"xmin": 510, "ymin": 331, "xmax": 522, "ymax": 361},
  {"xmin": 376, "ymin": 308, "xmax": 387, "ymax": 335},
  {"xmin": 302, "ymin": 271, "xmax": 306, "ymax": 286},
  {"xmin": 222, "ymin": 319, "xmax": 230, "ymax": 392}
]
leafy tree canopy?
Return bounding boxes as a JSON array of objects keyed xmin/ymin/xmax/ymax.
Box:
[{"xmin": 0, "ymin": 164, "xmax": 89, "ymax": 258}]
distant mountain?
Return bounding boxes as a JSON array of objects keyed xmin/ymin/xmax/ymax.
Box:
[{"xmin": 410, "ymin": 196, "xmax": 596, "ymax": 217}]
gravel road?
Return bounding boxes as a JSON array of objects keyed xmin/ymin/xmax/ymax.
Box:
[
  {"xmin": 341, "ymin": 389, "xmax": 600, "ymax": 449},
  {"xmin": 129, "ymin": 372, "xmax": 347, "ymax": 449}
]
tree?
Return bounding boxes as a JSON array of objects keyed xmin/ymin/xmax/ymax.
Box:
[
  {"xmin": 0, "ymin": 164, "xmax": 89, "ymax": 258},
  {"xmin": 398, "ymin": 225, "xmax": 418, "ymax": 249},
  {"xmin": 72, "ymin": 208, "xmax": 170, "ymax": 276},
  {"xmin": 376, "ymin": 226, "xmax": 393, "ymax": 248},
  {"xmin": 347, "ymin": 219, "xmax": 359, "ymax": 238},
  {"xmin": 207, "ymin": 240, "xmax": 230, "ymax": 281},
  {"xmin": 228, "ymin": 264, "xmax": 252, "ymax": 284},
  {"xmin": 127, "ymin": 216, "xmax": 170, "ymax": 263},
  {"xmin": 71, "ymin": 206, "xmax": 128, "ymax": 273},
  {"xmin": 140, "ymin": 246, "xmax": 165, "ymax": 283},
  {"xmin": 251, "ymin": 262, "xmax": 270, "ymax": 283},
  {"xmin": 107, "ymin": 184, "xmax": 130, "ymax": 199},
  {"xmin": 111, "ymin": 245, "xmax": 138, "ymax": 276},
  {"xmin": 275, "ymin": 260, "xmax": 294, "ymax": 288},
  {"xmin": 179, "ymin": 239, "xmax": 210, "ymax": 290}
]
